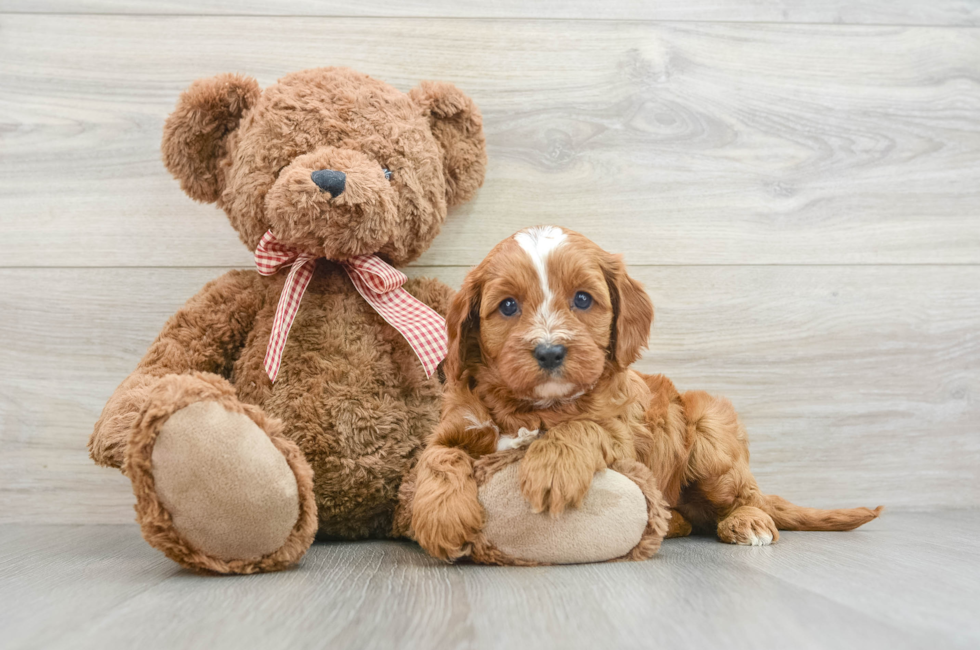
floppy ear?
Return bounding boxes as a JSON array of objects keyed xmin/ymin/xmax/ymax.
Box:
[
  {"xmin": 162, "ymin": 73, "xmax": 260, "ymax": 203},
  {"xmin": 444, "ymin": 268, "xmax": 484, "ymax": 384},
  {"xmin": 409, "ymin": 81, "xmax": 487, "ymax": 208},
  {"xmin": 602, "ymin": 254, "xmax": 654, "ymax": 369}
]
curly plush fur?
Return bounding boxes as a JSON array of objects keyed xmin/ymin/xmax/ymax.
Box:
[{"xmin": 90, "ymin": 67, "xmax": 486, "ymax": 573}]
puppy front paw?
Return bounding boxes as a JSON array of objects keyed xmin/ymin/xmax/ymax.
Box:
[
  {"xmin": 518, "ymin": 440, "xmax": 596, "ymax": 517},
  {"xmin": 413, "ymin": 495, "xmax": 483, "ymax": 561},
  {"xmin": 411, "ymin": 448, "xmax": 484, "ymax": 561}
]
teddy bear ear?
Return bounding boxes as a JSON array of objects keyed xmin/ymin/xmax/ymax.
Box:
[
  {"xmin": 161, "ymin": 73, "xmax": 261, "ymax": 203},
  {"xmin": 409, "ymin": 81, "xmax": 488, "ymax": 208}
]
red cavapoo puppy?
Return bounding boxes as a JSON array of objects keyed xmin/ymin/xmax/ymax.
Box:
[{"xmin": 412, "ymin": 226, "xmax": 882, "ymax": 560}]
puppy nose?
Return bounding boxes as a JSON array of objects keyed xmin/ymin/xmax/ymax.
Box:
[
  {"xmin": 533, "ymin": 343, "xmax": 567, "ymax": 371},
  {"xmin": 311, "ymin": 169, "xmax": 346, "ymax": 197}
]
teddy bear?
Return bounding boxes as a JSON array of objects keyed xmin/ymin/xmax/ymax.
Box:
[{"xmin": 89, "ymin": 67, "xmax": 487, "ymax": 574}]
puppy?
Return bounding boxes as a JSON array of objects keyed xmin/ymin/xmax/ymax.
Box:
[{"xmin": 412, "ymin": 226, "xmax": 882, "ymax": 560}]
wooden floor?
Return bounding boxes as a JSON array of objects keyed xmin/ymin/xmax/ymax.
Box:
[{"xmin": 1, "ymin": 512, "xmax": 977, "ymax": 650}]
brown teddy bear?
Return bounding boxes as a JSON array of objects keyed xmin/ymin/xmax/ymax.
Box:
[{"xmin": 89, "ymin": 67, "xmax": 487, "ymax": 574}]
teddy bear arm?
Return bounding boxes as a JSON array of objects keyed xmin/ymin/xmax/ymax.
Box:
[
  {"xmin": 135, "ymin": 269, "xmax": 265, "ymax": 378},
  {"xmin": 89, "ymin": 270, "xmax": 264, "ymax": 468},
  {"xmin": 402, "ymin": 276, "xmax": 456, "ymax": 319}
]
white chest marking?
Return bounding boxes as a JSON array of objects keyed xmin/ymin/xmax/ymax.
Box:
[{"xmin": 496, "ymin": 427, "xmax": 541, "ymax": 452}]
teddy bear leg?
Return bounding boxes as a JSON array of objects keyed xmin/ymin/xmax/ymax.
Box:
[
  {"xmin": 466, "ymin": 454, "xmax": 670, "ymax": 565},
  {"xmin": 124, "ymin": 374, "xmax": 317, "ymax": 574}
]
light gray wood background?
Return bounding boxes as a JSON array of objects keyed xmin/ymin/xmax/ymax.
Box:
[{"xmin": 1, "ymin": 2, "xmax": 978, "ymax": 524}]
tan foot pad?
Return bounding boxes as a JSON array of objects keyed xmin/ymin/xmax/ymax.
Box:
[
  {"xmin": 152, "ymin": 401, "xmax": 300, "ymax": 561},
  {"xmin": 469, "ymin": 451, "xmax": 670, "ymax": 566}
]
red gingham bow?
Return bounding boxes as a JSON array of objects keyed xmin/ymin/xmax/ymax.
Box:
[{"xmin": 254, "ymin": 230, "xmax": 448, "ymax": 382}]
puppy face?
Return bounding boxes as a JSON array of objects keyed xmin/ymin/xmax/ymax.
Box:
[{"xmin": 446, "ymin": 226, "xmax": 654, "ymax": 406}]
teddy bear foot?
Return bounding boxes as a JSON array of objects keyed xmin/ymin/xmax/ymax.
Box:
[
  {"xmin": 124, "ymin": 374, "xmax": 317, "ymax": 574},
  {"xmin": 468, "ymin": 452, "xmax": 671, "ymax": 566}
]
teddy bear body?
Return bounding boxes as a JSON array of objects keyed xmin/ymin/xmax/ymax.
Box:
[
  {"xmin": 233, "ymin": 268, "xmax": 452, "ymax": 539},
  {"xmin": 89, "ymin": 67, "xmax": 486, "ymax": 573}
]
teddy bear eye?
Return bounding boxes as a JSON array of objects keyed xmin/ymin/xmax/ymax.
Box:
[
  {"xmin": 382, "ymin": 168, "xmax": 392, "ymax": 180},
  {"xmin": 498, "ymin": 297, "xmax": 520, "ymax": 317},
  {"xmin": 573, "ymin": 291, "xmax": 593, "ymax": 310}
]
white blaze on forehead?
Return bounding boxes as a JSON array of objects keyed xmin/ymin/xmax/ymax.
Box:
[
  {"xmin": 514, "ymin": 226, "xmax": 566, "ymax": 296},
  {"xmin": 514, "ymin": 227, "xmax": 567, "ymax": 342}
]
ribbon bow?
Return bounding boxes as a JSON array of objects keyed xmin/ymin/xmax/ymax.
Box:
[{"xmin": 254, "ymin": 230, "xmax": 448, "ymax": 382}]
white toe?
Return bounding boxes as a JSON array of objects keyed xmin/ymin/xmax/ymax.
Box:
[
  {"xmin": 742, "ymin": 530, "xmax": 774, "ymax": 546},
  {"xmin": 751, "ymin": 531, "xmax": 773, "ymax": 546}
]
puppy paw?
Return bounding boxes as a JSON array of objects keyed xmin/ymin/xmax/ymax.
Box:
[
  {"xmin": 413, "ymin": 496, "xmax": 483, "ymax": 561},
  {"xmin": 666, "ymin": 508, "xmax": 693, "ymax": 538},
  {"xmin": 518, "ymin": 440, "xmax": 596, "ymax": 517},
  {"xmin": 411, "ymin": 448, "xmax": 484, "ymax": 561},
  {"xmin": 717, "ymin": 506, "xmax": 780, "ymax": 546}
]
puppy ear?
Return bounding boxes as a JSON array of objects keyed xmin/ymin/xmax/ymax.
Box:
[
  {"xmin": 409, "ymin": 81, "xmax": 487, "ymax": 208},
  {"xmin": 162, "ymin": 73, "xmax": 260, "ymax": 203},
  {"xmin": 444, "ymin": 268, "xmax": 484, "ymax": 384},
  {"xmin": 602, "ymin": 254, "xmax": 654, "ymax": 369}
]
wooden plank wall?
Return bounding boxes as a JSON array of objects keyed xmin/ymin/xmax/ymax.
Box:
[{"xmin": 1, "ymin": 3, "xmax": 978, "ymax": 523}]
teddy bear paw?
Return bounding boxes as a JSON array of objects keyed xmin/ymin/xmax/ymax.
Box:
[
  {"xmin": 478, "ymin": 464, "xmax": 650, "ymax": 564},
  {"xmin": 137, "ymin": 401, "xmax": 306, "ymax": 568}
]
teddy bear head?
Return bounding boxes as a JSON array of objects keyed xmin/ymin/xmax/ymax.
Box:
[{"xmin": 161, "ymin": 67, "xmax": 486, "ymax": 266}]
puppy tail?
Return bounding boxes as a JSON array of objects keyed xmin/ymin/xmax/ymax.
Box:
[{"xmin": 763, "ymin": 495, "xmax": 884, "ymax": 531}]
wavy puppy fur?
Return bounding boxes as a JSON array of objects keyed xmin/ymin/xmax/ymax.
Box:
[{"xmin": 412, "ymin": 226, "xmax": 882, "ymax": 560}]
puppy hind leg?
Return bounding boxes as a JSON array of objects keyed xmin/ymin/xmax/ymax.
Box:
[
  {"xmin": 681, "ymin": 390, "xmax": 777, "ymax": 545},
  {"xmin": 717, "ymin": 505, "xmax": 779, "ymax": 546},
  {"xmin": 697, "ymin": 469, "xmax": 780, "ymax": 546},
  {"xmin": 665, "ymin": 508, "xmax": 693, "ymax": 538}
]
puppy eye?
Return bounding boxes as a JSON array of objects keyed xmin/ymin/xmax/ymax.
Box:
[
  {"xmin": 498, "ymin": 297, "xmax": 520, "ymax": 317},
  {"xmin": 573, "ymin": 291, "xmax": 593, "ymax": 310},
  {"xmin": 382, "ymin": 168, "xmax": 392, "ymax": 180}
]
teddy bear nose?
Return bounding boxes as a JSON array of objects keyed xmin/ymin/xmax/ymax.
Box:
[
  {"xmin": 533, "ymin": 343, "xmax": 567, "ymax": 371},
  {"xmin": 311, "ymin": 169, "xmax": 346, "ymax": 197}
]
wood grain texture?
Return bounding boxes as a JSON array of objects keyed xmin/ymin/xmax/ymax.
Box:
[
  {"xmin": 2, "ymin": 0, "xmax": 979, "ymax": 26},
  {"xmin": 2, "ymin": 515, "xmax": 978, "ymax": 649},
  {"xmin": 0, "ymin": 525, "xmax": 177, "ymax": 650},
  {"xmin": 1, "ymin": 264, "xmax": 976, "ymax": 524},
  {"xmin": 2, "ymin": 15, "xmax": 979, "ymax": 267}
]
